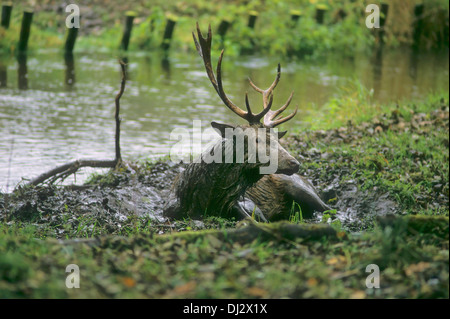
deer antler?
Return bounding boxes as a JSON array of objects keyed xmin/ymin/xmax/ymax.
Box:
[
  {"xmin": 248, "ymin": 65, "xmax": 298, "ymax": 128},
  {"xmin": 193, "ymin": 23, "xmax": 297, "ymax": 127}
]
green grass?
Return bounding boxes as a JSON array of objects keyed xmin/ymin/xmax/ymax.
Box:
[
  {"xmin": 289, "ymin": 201, "xmax": 304, "ymax": 224},
  {"xmin": 0, "ymin": 9, "xmax": 64, "ymax": 53},
  {"xmin": 299, "ymin": 81, "xmax": 449, "ymax": 131},
  {"xmin": 0, "ymin": 216, "xmax": 448, "ymax": 298}
]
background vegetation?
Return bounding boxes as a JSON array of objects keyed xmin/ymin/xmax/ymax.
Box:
[{"xmin": 1, "ymin": 0, "xmax": 449, "ymax": 57}]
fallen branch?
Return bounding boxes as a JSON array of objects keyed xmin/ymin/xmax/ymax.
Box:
[
  {"xmin": 376, "ymin": 215, "xmax": 449, "ymax": 239},
  {"xmin": 53, "ymin": 221, "xmax": 339, "ymax": 249},
  {"xmin": 158, "ymin": 221, "xmax": 340, "ymax": 245},
  {"xmin": 24, "ymin": 60, "xmax": 127, "ymax": 187},
  {"xmin": 28, "ymin": 159, "xmax": 117, "ymax": 186}
]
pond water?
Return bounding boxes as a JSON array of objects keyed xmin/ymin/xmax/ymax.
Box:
[{"xmin": 0, "ymin": 47, "xmax": 448, "ymax": 191}]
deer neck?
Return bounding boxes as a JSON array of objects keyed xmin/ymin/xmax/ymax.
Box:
[{"xmin": 178, "ymin": 138, "xmax": 264, "ymax": 217}]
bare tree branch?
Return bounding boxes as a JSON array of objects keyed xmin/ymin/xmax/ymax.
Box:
[
  {"xmin": 114, "ymin": 60, "xmax": 127, "ymax": 167},
  {"xmin": 23, "ymin": 59, "xmax": 127, "ymax": 188}
]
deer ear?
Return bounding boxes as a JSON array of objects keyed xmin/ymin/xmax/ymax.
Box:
[
  {"xmin": 278, "ymin": 130, "xmax": 288, "ymax": 139},
  {"xmin": 211, "ymin": 121, "xmax": 235, "ymax": 138}
]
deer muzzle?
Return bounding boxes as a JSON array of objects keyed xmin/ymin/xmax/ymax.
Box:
[
  {"xmin": 274, "ymin": 144, "xmax": 300, "ymax": 175},
  {"xmin": 277, "ymin": 157, "xmax": 300, "ymax": 175}
]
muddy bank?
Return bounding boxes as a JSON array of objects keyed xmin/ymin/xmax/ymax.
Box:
[
  {"xmin": 286, "ymin": 102, "xmax": 449, "ymax": 230},
  {"xmin": 0, "ymin": 158, "xmax": 369, "ymax": 235},
  {"xmin": 0, "ymin": 161, "xmax": 183, "ymax": 237},
  {"xmin": 0, "ymin": 103, "xmax": 448, "ymax": 236}
]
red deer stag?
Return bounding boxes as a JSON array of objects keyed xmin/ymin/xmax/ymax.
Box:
[{"xmin": 163, "ymin": 24, "xmax": 330, "ymax": 221}]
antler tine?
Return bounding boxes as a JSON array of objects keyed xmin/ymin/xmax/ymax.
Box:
[
  {"xmin": 244, "ymin": 92, "xmax": 252, "ymax": 114},
  {"xmin": 248, "ymin": 64, "xmax": 280, "ymax": 95},
  {"xmin": 216, "ymin": 49, "xmax": 247, "ymax": 116},
  {"xmin": 248, "ymin": 64, "xmax": 281, "ymax": 112},
  {"xmin": 192, "ymin": 23, "xmax": 203, "ymax": 58},
  {"xmin": 264, "ymin": 104, "xmax": 298, "ymax": 128},
  {"xmin": 271, "ymin": 91, "xmax": 294, "ymax": 119},
  {"xmin": 267, "ymin": 63, "xmax": 281, "ymax": 94},
  {"xmin": 263, "ymin": 90, "xmax": 297, "ymax": 128},
  {"xmin": 192, "ymin": 24, "xmax": 218, "ymax": 95},
  {"xmin": 256, "ymin": 93, "xmax": 273, "ymax": 119},
  {"xmin": 272, "ymin": 106, "xmax": 298, "ymax": 127},
  {"xmin": 248, "ymin": 78, "xmax": 264, "ymax": 93},
  {"xmin": 193, "ymin": 23, "xmax": 249, "ymax": 120}
]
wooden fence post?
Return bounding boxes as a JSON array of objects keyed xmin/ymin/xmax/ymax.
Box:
[
  {"xmin": 378, "ymin": 3, "xmax": 389, "ymax": 44},
  {"xmin": 120, "ymin": 11, "xmax": 136, "ymax": 51},
  {"xmin": 64, "ymin": 53, "xmax": 75, "ymax": 87},
  {"xmin": 0, "ymin": 62, "xmax": 6, "ymax": 88},
  {"xmin": 315, "ymin": 5, "xmax": 328, "ymax": 24},
  {"xmin": 161, "ymin": 17, "xmax": 176, "ymax": 51},
  {"xmin": 18, "ymin": 10, "xmax": 33, "ymax": 53},
  {"xmin": 412, "ymin": 4, "xmax": 425, "ymax": 49},
  {"xmin": 247, "ymin": 11, "xmax": 258, "ymax": 29},
  {"xmin": 1, "ymin": 2, "xmax": 12, "ymax": 29},
  {"xmin": 217, "ymin": 19, "xmax": 231, "ymax": 39},
  {"xmin": 290, "ymin": 9, "xmax": 302, "ymax": 27},
  {"xmin": 65, "ymin": 22, "xmax": 79, "ymax": 53},
  {"xmin": 17, "ymin": 53, "xmax": 27, "ymax": 90}
]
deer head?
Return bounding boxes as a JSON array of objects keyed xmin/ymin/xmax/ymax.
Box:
[{"xmin": 193, "ymin": 23, "xmax": 300, "ymax": 175}]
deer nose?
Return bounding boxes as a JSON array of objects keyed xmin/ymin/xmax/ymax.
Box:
[{"xmin": 289, "ymin": 158, "xmax": 300, "ymax": 172}]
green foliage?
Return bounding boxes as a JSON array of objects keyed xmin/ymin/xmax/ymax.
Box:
[
  {"xmin": 0, "ymin": 8, "xmax": 63, "ymax": 54},
  {"xmin": 0, "ymin": 216, "xmax": 448, "ymax": 298},
  {"xmin": 4, "ymin": 0, "xmax": 444, "ymax": 57},
  {"xmin": 84, "ymin": 170, "xmax": 122, "ymax": 187},
  {"xmin": 302, "ymin": 78, "xmax": 376, "ymax": 130},
  {"xmin": 193, "ymin": 0, "xmax": 374, "ymax": 58},
  {"xmin": 301, "ymin": 81, "xmax": 449, "ymax": 131},
  {"xmin": 289, "ymin": 201, "xmax": 304, "ymax": 224}
]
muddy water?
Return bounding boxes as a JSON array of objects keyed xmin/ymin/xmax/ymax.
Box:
[{"xmin": 0, "ymin": 48, "xmax": 448, "ymax": 190}]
